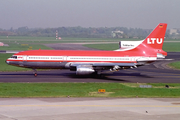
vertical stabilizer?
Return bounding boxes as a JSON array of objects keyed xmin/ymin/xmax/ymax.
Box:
[{"xmin": 142, "ymin": 23, "xmax": 167, "ymax": 50}]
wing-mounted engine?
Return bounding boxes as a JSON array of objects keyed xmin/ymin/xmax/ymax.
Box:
[{"xmin": 76, "ymin": 65, "xmax": 95, "ymax": 75}]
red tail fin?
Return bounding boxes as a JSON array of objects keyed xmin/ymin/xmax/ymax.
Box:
[{"xmin": 142, "ymin": 23, "xmax": 167, "ymax": 50}]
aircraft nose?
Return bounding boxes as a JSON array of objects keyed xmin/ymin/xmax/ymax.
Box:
[{"xmin": 6, "ymin": 60, "xmax": 10, "ymax": 64}]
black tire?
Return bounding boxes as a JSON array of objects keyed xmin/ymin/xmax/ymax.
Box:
[{"xmin": 34, "ymin": 73, "xmax": 37, "ymax": 77}]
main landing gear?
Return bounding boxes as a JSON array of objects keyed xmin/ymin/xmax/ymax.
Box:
[{"xmin": 33, "ymin": 69, "xmax": 38, "ymax": 77}]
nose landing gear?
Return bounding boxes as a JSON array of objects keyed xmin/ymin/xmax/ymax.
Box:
[
  {"xmin": 34, "ymin": 73, "xmax": 38, "ymax": 77},
  {"xmin": 33, "ymin": 69, "xmax": 38, "ymax": 77}
]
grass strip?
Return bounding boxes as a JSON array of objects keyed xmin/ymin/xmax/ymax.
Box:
[
  {"xmin": 84, "ymin": 42, "xmax": 180, "ymax": 52},
  {"xmin": 0, "ymin": 43, "xmax": 53, "ymax": 51},
  {"xmin": 168, "ymin": 61, "xmax": 180, "ymax": 70},
  {"xmin": 0, "ymin": 83, "xmax": 179, "ymax": 98}
]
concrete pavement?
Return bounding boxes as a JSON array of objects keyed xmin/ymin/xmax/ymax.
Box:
[{"xmin": 0, "ymin": 98, "xmax": 180, "ymax": 120}]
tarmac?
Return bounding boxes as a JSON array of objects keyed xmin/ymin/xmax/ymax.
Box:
[
  {"xmin": 0, "ymin": 98, "xmax": 180, "ymax": 120},
  {"xmin": 0, "ymin": 64, "xmax": 180, "ymax": 83}
]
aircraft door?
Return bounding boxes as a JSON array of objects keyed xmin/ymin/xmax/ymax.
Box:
[
  {"xmin": 131, "ymin": 57, "xmax": 135, "ymax": 63},
  {"xmin": 63, "ymin": 56, "xmax": 67, "ymax": 62},
  {"xmin": 23, "ymin": 55, "xmax": 27, "ymax": 62}
]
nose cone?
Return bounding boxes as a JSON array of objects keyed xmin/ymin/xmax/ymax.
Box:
[{"xmin": 6, "ymin": 59, "xmax": 10, "ymax": 64}]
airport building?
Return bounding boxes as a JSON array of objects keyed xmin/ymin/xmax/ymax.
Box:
[{"xmin": 0, "ymin": 42, "xmax": 4, "ymax": 46}]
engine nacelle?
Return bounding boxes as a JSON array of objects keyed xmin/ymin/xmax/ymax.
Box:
[
  {"xmin": 76, "ymin": 66, "xmax": 95, "ymax": 75},
  {"xmin": 157, "ymin": 53, "xmax": 165, "ymax": 59}
]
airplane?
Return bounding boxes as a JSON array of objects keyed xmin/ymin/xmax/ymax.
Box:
[{"xmin": 6, "ymin": 23, "xmax": 167, "ymax": 77}]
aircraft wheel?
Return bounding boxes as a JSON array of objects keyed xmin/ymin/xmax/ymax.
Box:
[{"xmin": 34, "ymin": 73, "xmax": 38, "ymax": 77}]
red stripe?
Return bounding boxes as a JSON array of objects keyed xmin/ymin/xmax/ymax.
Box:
[
  {"xmin": 7, "ymin": 59, "xmax": 137, "ymax": 63},
  {"xmin": 14, "ymin": 50, "xmax": 156, "ymax": 56}
]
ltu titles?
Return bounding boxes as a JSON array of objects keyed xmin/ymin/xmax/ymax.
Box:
[{"xmin": 147, "ymin": 38, "xmax": 163, "ymax": 44}]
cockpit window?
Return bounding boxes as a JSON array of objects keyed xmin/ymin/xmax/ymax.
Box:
[{"xmin": 10, "ymin": 56, "xmax": 17, "ymax": 59}]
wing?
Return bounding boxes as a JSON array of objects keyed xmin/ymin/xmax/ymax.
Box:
[
  {"xmin": 70, "ymin": 62, "xmax": 138, "ymax": 72},
  {"xmin": 71, "ymin": 62, "xmax": 137, "ymax": 67}
]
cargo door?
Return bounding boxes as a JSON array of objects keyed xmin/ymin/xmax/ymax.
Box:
[{"xmin": 23, "ymin": 55, "xmax": 27, "ymax": 62}]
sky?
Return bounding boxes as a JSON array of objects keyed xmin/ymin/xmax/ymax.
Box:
[{"xmin": 0, "ymin": 0, "xmax": 179, "ymax": 29}]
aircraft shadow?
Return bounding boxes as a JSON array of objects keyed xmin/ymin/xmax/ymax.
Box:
[
  {"xmin": 66, "ymin": 72, "xmax": 153, "ymax": 82},
  {"xmin": 112, "ymin": 72, "xmax": 154, "ymax": 78},
  {"xmin": 67, "ymin": 73, "xmax": 129, "ymax": 82},
  {"xmin": 0, "ymin": 71, "xmax": 153, "ymax": 83}
]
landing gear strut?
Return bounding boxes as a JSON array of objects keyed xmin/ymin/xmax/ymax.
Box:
[
  {"xmin": 34, "ymin": 73, "xmax": 38, "ymax": 77},
  {"xmin": 33, "ymin": 69, "xmax": 37, "ymax": 77}
]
